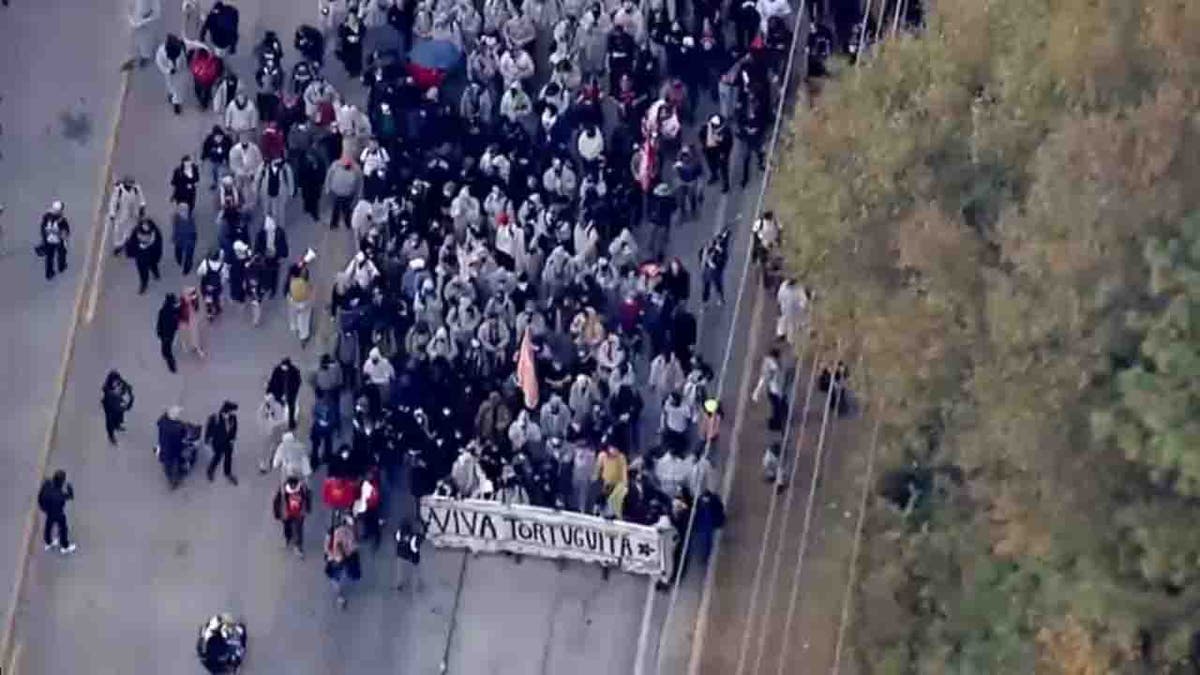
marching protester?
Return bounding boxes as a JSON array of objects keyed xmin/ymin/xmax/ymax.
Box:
[
  {"xmin": 156, "ymin": 293, "xmax": 181, "ymax": 373},
  {"xmin": 107, "ymin": 176, "xmax": 146, "ymax": 256},
  {"xmin": 38, "ymin": 200, "xmax": 70, "ymax": 280},
  {"xmin": 267, "ymin": 357, "xmax": 302, "ymax": 430},
  {"xmin": 37, "ymin": 470, "xmax": 76, "ymax": 554},
  {"xmin": 274, "ymin": 476, "xmax": 312, "ymax": 557},
  {"xmin": 101, "ymin": 370, "xmax": 134, "ymax": 445},
  {"xmin": 324, "ymin": 514, "xmax": 360, "ymax": 608},
  {"xmin": 125, "ymin": 216, "xmax": 164, "ymax": 294},
  {"xmin": 204, "ymin": 401, "xmax": 240, "ymax": 485},
  {"xmin": 394, "ymin": 521, "xmax": 424, "ymax": 592}
]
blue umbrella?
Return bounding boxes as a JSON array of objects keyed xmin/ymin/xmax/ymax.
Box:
[{"xmin": 410, "ymin": 39, "xmax": 464, "ymax": 71}]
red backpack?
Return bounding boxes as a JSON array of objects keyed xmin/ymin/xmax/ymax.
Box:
[
  {"xmin": 284, "ymin": 489, "xmax": 305, "ymax": 519},
  {"xmin": 190, "ymin": 49, "xmax": 222, "ymax": 89}
]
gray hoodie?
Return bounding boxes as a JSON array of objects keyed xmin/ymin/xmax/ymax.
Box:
[{"xmin": 272, "ymin": 432, "xmax": 313, "ymax": 480}]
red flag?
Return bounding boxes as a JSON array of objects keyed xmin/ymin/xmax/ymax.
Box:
[{"xmin": 515, "ymin": 327, "xmax": 539, "ymax": 410}]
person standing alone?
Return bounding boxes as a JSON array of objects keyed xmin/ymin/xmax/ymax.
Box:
[{"xmin": 37, "ymin": 470, "xmax": 76, "ymax": 554}]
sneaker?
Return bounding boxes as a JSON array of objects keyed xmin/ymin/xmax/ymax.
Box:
[
  {"xmin": 226, "ymin": 474, "xmax": 239, "ymax": 486},
  {"xmin": 44, "ymin": 543, "xmax": 58, "ymax": 552},
  {"xmin": 336, "ymin": 595, "xmax": 347, "ymax": 609},
  {"xmin": 60, "ymin": 544, "xmax": 77, "ymax": 555}
]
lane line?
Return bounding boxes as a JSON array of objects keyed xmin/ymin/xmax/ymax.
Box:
[
  {"xmin": 684, "ymin": 282, "xmax": 765, "ymax": 675},
  {"xmin": 0, "ymin": 68, "xmax": 131, "ymax": 666},
  {"xmin": 83, "ymin": 73, "xmax": 132, "ymax": 324},
  {"xmin": 733, "ymin": 342, "xmax": 820, "ymax": 675},
  {"xmin": 670, "ymin": 0, "xmax": 813, "ymax": 668},
  {"xmin": 773, "ymin": 349, "xmax": 865, "ymax": 675},
  {"xmin": 831, "ymin": 402, "xmax": 884, "ymax": 675}
]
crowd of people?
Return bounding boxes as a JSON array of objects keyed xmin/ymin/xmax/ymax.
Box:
[{"xmin": 34, "ymin": 0, "xmax": 850, "ymax": 637}]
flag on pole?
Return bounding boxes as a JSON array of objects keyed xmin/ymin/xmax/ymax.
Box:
[{"xmin": 515, "ymin": 327, "xmax": 539, "ymax": 409}]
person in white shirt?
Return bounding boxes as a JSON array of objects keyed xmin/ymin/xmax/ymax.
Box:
[{"xmin": 751, "ymin": 347, "xmax": 786, "ymax": 430}]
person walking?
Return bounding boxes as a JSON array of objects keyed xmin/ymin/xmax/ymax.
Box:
[
  {"xmin": 201, "ymin": 125, "xmax": 233, "ymax": 190},
  {"xmin": 285, "ymin": 263, "xmax": 313, "ymax": 346},
  {"xmin": 156, "ymin": 33, "xmax": 198, "ymax": 114},
  {"xmin": 256, "ymin": 392, "xmax": 287, "ymax": 474},
  {"xmin": 323, "ymin": 156, "xmax": 361, "ymax": 230},
  {"xmin": 106, "ymin": 176, "xmax": 146, "ymax": 256},
  {"xmin": 125, "ymin": 0, "xmax": 163, "ymax": 70},
  {"xmin": 156, "ymin": 293, "xmax": 182, "ymax": 372},
  {"xmin": 255, "ymin": 159, "xmax": 294, "ymax": 227},
  {"xmin": 267, "ymin": 357, "xmax": 302, "ymax": 430},
  {"xmin": 101, "ymin": 370, "xmax": 134, "ymax": 445},
  {"xmin": 124, "ymin": 216, "xmax": 164, "ymax": 294},
  {"xmin": 751, "ymin": 346, "xmax": 786, "ymax": 430},
  {"xmin": 324, "ymin": 514, "xmax": 361, "ymax": 608},
  {"xmin": 171, "ymin": 155, "xmax": 201, "ymax": 214},
  {"xmin": 229, "ymin": 135, "xmax": 263, "ymax": 206},
  {"xmin": 171, "ymin": 202, "xmax": 198, "ymax": 274},
  {"xmin": 699, "ymin": 114, "xmax": 732, "ymax": 193},
  {"xmin": 394, "ymin": 521, "xmax": 424, "ymax": 591},
  {"xmin": 38, "ymin": 201, "xmax": 70, "ymax": 280},
  {"xmin": 698, "ymin": 229, "xmax": 729, "ymax": 305},
  {"xmin": 204, "ymin": 401, "xmax": 239, "ymax": 484},
  {"xmin": 273, "ymin": 476, "xmax": 312, "ymax": 557},
  {"xmin": 252, "ymin": 216, "xmax": 289, "ymax": 297},
  {"xmin": 271, "ymin": 431, "xmax": 313, "ymax": 484},
  {"xmin": 38, "ymin": 470, "xmax": 76, "ymax": 554},
  {"xmin": 199, "ymin": 0, "xmax": 240, "ymax": 56}
]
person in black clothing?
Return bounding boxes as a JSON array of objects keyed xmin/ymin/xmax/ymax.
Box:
[
  {"xmin": 336, "ymin": 12, "xmax": 365, "ymax": 78},
  {"xmin": 295, "ymin": 24, "xmax": 325, "ymax": 65},
  {"xmin": 297, "ymin": 147, "xmax": 326, "ymax": 221},
  {"xmin": 200, "ymin": 0, "xmax": 240, "ymax": 56},
  {"xmin": 606, "ymin": 24, "xmax": 635, "ymax": 92},
  {"xmin": 267, "ymin": 357, "xmax": 302, "ymax": 429},
  {"xmin": 157, "ymin": 293, "xmax": 181, "ymax": 373},
  {"xmin": 125, "ymin": 217, "xmax": 164, "ymax": 294},
  {"xmin": 736, "ymin": 91, "xmax": 768, "ymax": 188},
  {"xmin": 204, "ymin": 400, "xmax": 239, "ymax": 484},
  {"xmin": 37, "ymin": 470, "xmax": 75, "ymax": 553},
  {"xmin": 171, "ymin": 155, "xmax": 200, "ymax": 214},
  {"xmin": 394, "ymin": 521, "xmax": 424, "ymax": 591},
  {"xmin": 699, "ymin": 115, "xmax": 732, "ymax": 193},
  {"xmin": 101, "ymin": 370, "xmax": 134, "ymax": 445},
  {"xmin": 39, "ymin": 201, "xmax": 70, "ymax": 280},
  {"xmin": 201, "ymin": 126, "xmax": 233, "ymax": 190}
]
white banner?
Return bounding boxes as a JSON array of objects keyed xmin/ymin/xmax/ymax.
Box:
[{"xmin": 419, "ymin": 496, "xmax": 675, "ymax": 577}]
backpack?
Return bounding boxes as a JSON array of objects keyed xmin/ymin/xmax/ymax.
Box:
[
  {"xmin": 190, "ymin": 49, "xmax": 222, "ymax": 88},
  {"xmin": 284, "ymin": 489, "xmax": 305, "ymax": 519},
  {"xmin": 37, "ymin": 480, "xmax": 54, "ymax": 513}
]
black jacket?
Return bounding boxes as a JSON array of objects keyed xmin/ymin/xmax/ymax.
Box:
[
  {"xmin": 156, "ymin": 302, "xmax": 180, "ymax": 340},
  {"xmin": 267, "ymin": 363, "xmax": 301, "ymax": 402},
  {"xmin": 125, "ymin": 220, "xmax": 164, "ymax": 263},
  {"xmin": 252, "ymin": 226, "xmax": 289, "ymax": 262},
  {"xmin": 204, "ymin": 412, "xmax": 238, "ymax": 449},
  {"xmin": 37, "ymin": 480, "xmax": 73, "ymax": 516},
  {"xmin": 200, "ymin": 2, "xmax": 239, "ymax": 50},
  {"xmin": 201, "ymin": 130, "xmax": 232, "ymax": 164}
]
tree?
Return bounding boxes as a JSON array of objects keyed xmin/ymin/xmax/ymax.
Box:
[{"xmin": 771, "ymin": 0, "xmax": 1200, "ymax": 670}]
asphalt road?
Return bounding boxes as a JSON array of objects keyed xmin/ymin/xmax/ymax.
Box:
[{"xmin": 0, "ymin": 0, "xmax": 769, "ymax": 672}]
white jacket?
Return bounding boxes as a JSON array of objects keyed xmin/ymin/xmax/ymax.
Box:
[
  {"xmin": 229, "ymin": 142, "xmax": 263, "ymax": 179},
  {"xmin": 224, "ymin": 99, "xmax": 259, "ymax": 134}
]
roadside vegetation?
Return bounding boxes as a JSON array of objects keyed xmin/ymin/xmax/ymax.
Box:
[{"xmin": 770, "ymin": 0, "xmax": 1200, "ymax": 670}]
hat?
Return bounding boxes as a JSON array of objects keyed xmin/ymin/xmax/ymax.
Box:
[
  {"xmin": 49, "ymin": 200, "xmax": 64, "ymax": 214},
  {"xmin": 703, "ymin": 398, "xmax": 719, "ymax": 414},
  {"xmin": 167, "ymin": 405, "xmax": 183, "ymax": 419},
  {"xmin": 708, "ymin": 114, "xmax": 723, "ymax": 126}
]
